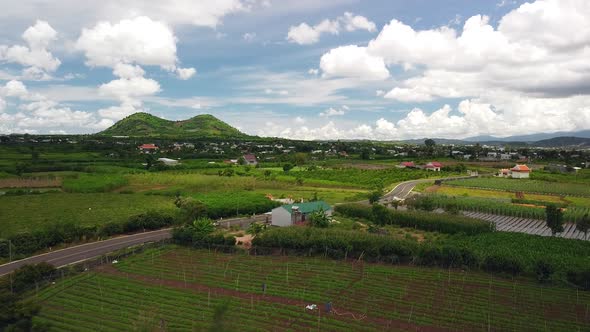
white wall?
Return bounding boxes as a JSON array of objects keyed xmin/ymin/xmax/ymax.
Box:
[
  {"xmin": 511, "ymin": 172, "xmax": 530, "ymax": 179},
  {"xmin": 271, "ymin": 207, "xmax": 292, "ymax": 227}
]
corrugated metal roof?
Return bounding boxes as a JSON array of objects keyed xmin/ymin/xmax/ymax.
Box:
[{"xmin": 281, "ymin": 201, "xmax": 331, "ymax": 214}]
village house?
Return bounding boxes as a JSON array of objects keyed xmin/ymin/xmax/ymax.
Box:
[
  {"xmin": 138, "ymin": 144, "xmax": 159, "ymax": 154},
  {"xmin": 242, "ymin": 154, "xmax": 258, "ymax": 165},
  {"xmin": 499, "ymin": 164, "xmax": 531, "ymax": 179},
  {"xmin": 397, "ymin": 161, "xmax": 415, "ymax": 169},
  {"xmin": 424, "ymin": 161, "xmax": 443, "ymax": 171},
  {"xmin": 271, "ymin": 201, "xmax": 332, "ymax": 227}
]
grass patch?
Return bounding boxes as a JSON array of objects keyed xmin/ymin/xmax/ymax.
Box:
[
  {"xmin": 0, "ymin": 193, "xmax": 175, "ymax": 237},
  {"xmin": 62, "ymin": 174, "xmax": 128, "ymax": 193},
  {"xmin": 445, "ymin": 177, "xmax": 590, "ymax": 196}
]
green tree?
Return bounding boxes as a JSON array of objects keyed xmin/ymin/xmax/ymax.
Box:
[
  {"xmin": 545, "ymin": 204, "xmax": 564, "ymax": 236},
  {"xmin": 247, "ymin": 222, "xmax": 267, "ymax": 238},
  {"xmin": 263, "ymin": 169, "xmax": 272, "ymax": 178},
  {"xmin": 360, "ymin": 149, "xmax": 371, "ymax": 160},
  {"xmin": 282, "ymin": 163, "xmax": 294, "ymax": 172},
  {"xmin": 190, "ymin": 218, "xmax": 215, "ymax": 238},
  {"xmin": 309, "ymin": 209, "xmax": 331, "ymax": 228},
  {"xmin": 237, "ymin": 157, "xmax": 246, "ymax": 165},
  {"xmin": 367, "ymin": 190, "xmax": 382, "ymax": 204},
  {"xmin": 145, "ymin": 154, "xmax": 155, "ymax": 170},
  {"xmin": 15, "ymin": 162, "xmax": 29, "ymax": 176},
  {"xmin": 425, "ymin": 139, "xmax": 436, "ymax": 156},
  {"xmin": 294, "ymin": 152, "xmax": 307, "ymax": 166},
  {"xmin": 576, "ymin": 214, "xmax": 590, "ymax": 240},
  {"xmin": 175, "ymin": 197, "xmax": 208, "ymax": 223}
]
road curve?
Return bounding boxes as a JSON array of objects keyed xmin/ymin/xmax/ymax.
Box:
[
  {"xmin": 380, "ymin": 175, "xmax": 477, "ymax": 203},
  {"xmin": 0, "ymin": 228, "xmax": 172, "ymax": 276}
]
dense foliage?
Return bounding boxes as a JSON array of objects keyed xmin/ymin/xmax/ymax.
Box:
[
  {"xmin": 0, "ymin": 263, "xmax": 56, "ymax": 331},
  {"xmin": 252, "ymin": 227, "xmax": 418, "ymax": 262},
  {"xmin": 335, "ymin": 203, "xmax": 494, "ymax": 235},
  {"xmin": 193, "ymin": 192, "xmax": 281, "ymax": 219}
]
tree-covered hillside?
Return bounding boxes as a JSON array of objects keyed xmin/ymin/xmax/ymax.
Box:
[{"xmin": 99, "ymin": 113, "xmax": 249, "ymax": 138}]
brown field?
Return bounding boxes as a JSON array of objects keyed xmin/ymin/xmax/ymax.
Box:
[{"xmin": 0, "ymin": 177, "xmax": 62, "ymax": 188}]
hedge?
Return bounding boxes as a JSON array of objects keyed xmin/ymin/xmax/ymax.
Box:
[{"xmin": 335, "ymin": 203, "xmax": 495, "ymax": 235}]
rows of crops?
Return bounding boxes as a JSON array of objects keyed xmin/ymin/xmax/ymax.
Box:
[
  {"xmin": 34, "ymin": 273, "xmax": 380, "ymax": 332},
  {"xmin": 424, "ymin": 194, "xmax": 590, "ymax": 222},
  {"xmin": 444, "ymin": 177, "xmax": 590, "ymax": 196},
  {"xmin": 464, "ymin": 212, "xmax": 589, "ymax": 240},
  {"xmin": 88, "ymin": 246, "xmax": 590, "ymax": 331}
]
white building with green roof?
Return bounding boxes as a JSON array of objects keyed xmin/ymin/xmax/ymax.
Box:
[{"xmin": 271, "ymin": 201, "xmax": 332, "ymax": 227}]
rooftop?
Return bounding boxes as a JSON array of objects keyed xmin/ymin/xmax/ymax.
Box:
[{"xmin": 281, "ymin": 201, "xmax": 331, "ymax": 214}]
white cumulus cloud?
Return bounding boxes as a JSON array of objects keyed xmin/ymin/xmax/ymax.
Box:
[
  {"xmin": 287, "ymin": 12, "xmax": 376, "ymax": 45},
  {"xmin": 320, "ymin": 45, "xmax": 389, "ymax": 80},
  {"xmin": 0, "ymin": 20, "xmax": 61, "ymax": 79}
]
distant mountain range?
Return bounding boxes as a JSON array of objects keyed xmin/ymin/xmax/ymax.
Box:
[
  {"xmin": 402, "ymin": 130, "xmax": 590, "ymax": 147},
  {"xmin": 99, "ymin": 113, "xmax": 250, "ymax": 138},
  {"xmin": 464, "ymin": 130, "xmax": 590, "ymax": 142}
]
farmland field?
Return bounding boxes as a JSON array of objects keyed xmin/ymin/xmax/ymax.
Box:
[
  {"xmin": 444, "ymin": 177, "xmax": 590, "ymax": 196},
  {"xmin": 0, "ymin": 193, "xmax": 176, "ymax": 237},
  {"xmin": 32, "ymin": 246, "xmax": 590, "ymax": 331},
  {"xmin": 416, "ymin": 194, "xmax": 590, "ymax": 222}
]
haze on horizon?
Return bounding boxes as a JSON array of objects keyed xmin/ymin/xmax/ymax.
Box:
[{"xmin": 0, "ymin": 0, "xmax": 589, "ymax": 140}]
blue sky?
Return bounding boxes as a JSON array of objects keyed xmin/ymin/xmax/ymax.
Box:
[{"xmin": 1, "ymin": 0, "xmax": 589, "ymax": 139}]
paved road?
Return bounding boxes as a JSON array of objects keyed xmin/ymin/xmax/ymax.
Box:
[
  {"xmin": 379, "ymin": 175, "xmax": 476, "ymax": 203},
  {"xmin": 464, "ymin": 211, "xmax": 589, "ymax": 241},
  {"xmin": 0, "ymin": 214, "xmax": 267, "ymax": 276},
  {"xmin": 0, "ymin": 228, "xmax": 172, "ymax": 276}
]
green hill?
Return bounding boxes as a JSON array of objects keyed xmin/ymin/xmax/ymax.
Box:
[{"xmin": 99, "ymin": 113, "xmax": 249, "ymax": 138}]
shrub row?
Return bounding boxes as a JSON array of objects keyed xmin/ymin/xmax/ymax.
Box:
[
  {"xmin": 172, "ymin": 228, "xmax": 236, "ymax": 249},
  {"xmin": 335, "ymin": 203, "xmax": 494, "ymax": 235},
  {"xmin": 252, "ymin": 227, "xmax": 418, "ymax": 263},
  {"xmin": 252, "ymin": 227, "xmax": 590, "ymax": 289},
  {"xmin": 0, "ymin": 211, "xmax": 177, "ymax": 258}
]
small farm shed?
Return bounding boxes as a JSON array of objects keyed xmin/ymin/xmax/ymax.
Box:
[
  {"xmin": 157, "ymin": 158, "xmax": 180, "ymax": 166},
  {"xmin": 271, "ymin": 201, "xmax": 332, "ymax": 227}
]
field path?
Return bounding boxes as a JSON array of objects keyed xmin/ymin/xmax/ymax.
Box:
[
  {"xmin": 96, "ymin": 264, "xmax": 452, "ymax": 332},
  {"xmin": 464, "ymin": 211, "xmax": 589, "ymax": 240}
]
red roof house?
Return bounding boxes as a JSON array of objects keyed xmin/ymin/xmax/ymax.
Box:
[
  {"xmin": 138, "ymin": 144, "xmax": 159, "ymax": 154},
  {"xmin": 243, "ymin": 154, "xmax": 258, "ymax": 165},
  {"xmin": 509, "ymin": 164, "xmax": 531, "ymax": 178},
  {"xmin": 399, "ymin": 161, "xmax": 415, "ymax": 168},
  {"xmin": 424, "ymin": 161, "xmax": 442, "ymax": 171}
]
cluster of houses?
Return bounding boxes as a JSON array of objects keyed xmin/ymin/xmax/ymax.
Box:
[{"xmin": 397, "ymin": 161, "xmax": 443, "ymax": 171}]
